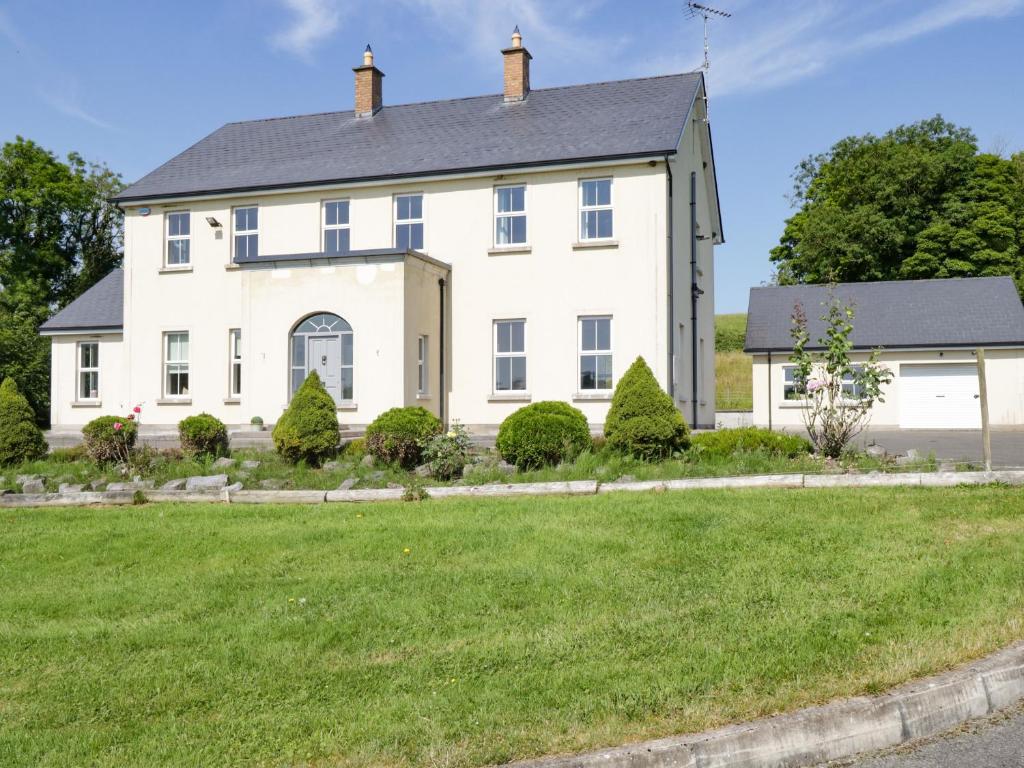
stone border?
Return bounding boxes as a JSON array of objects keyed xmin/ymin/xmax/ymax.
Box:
[
  {"xmin": 2, "ymin": 470, "xmax": 1023, "ymax": 508},
  {"xmin": 505, "ymin": 641, "xmax": 1024, "ymax": 768}
]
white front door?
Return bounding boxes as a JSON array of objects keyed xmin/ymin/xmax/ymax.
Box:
[
  {"xmin": 899, "ymin": 363, "xmax": 981, "ymax": 429},
  {"xmin": 308, "ymin": 336, "xmax": 343, "ymax": 403}
]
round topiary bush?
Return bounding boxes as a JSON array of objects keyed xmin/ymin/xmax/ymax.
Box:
[
  {"xmin": 604, "ymin": 356, "xmax": 689, "ymax": 460},
  {"xmin": 178, "ymin": 413, "xmax": 229, "ymax": 459},
  {"xmin": 496, "ymin": 401, "xmax": 591, "ymax": 470},
  {"xmin": 689, "ymin": 427, "xmax": 812, "ymax": 459},
  {"xmin": 0, "ymin": 377, "xmax": 47, "ymax": 466},
  {"xmin": 272, "ymin": 372, "xmax": 340, "ymax": 465},
  {"xmin": 82, "ymin": 414, "xmax": 139, "ymax": 465},
  {"xmin": 365, "ymin": 406, "xmax": 442, "ymax": 469}
]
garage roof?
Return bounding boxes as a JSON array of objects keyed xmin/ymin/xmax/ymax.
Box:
[
  {"xmin": 744, "ymin": 277, "xmax": 1024, "ymax": 352},
  {"xmin": 39, "ymin": 269, "xmax": 123, "ymax": 334}
]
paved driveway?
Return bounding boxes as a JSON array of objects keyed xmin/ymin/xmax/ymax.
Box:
[
  {"xmin": 850, "ymin": 429, "xmax": 1024, "ymax": 468},
  {"xmin": 833, "ymin": 705, "xmax": 1024, "ymax": 767}
]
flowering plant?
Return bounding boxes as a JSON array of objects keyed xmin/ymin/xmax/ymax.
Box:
[
  {"xmin": 790, "ymin": 292, "xmax": 892, "ymax": 458},
  {"xmin": 420, "ymin": 421, "xmax": 473, "ymax": 480}
]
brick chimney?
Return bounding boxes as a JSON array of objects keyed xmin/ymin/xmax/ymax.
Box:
[
  {"xmin": 502, "ymin": 26, "xmax": 531, "ymax": 102},
  {"xmin": 353, "ymin": 44, "xmax": 384, "ymax": 117}
]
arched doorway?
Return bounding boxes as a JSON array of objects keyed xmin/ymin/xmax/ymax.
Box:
[{"xmin": 290, "ymin": 313, "xmax": 353, "ymax": 404}]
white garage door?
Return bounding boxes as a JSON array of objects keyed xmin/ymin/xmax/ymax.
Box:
[{"xmin": 899, "ymin": 364, "xmax": 981, "ymax": 429}]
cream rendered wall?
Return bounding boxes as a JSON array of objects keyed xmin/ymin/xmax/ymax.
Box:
[
  {"xmin": 49, "ymin": 334, "xmax": 126, "ymax": 426},
  {"xmin": 668, "ymin": 92, "xmax": 718, "ymax": 429},
  {"xmin": 402, "ymin": 257, "xmax": 447, "ymax": 417},
  {"xmin": 751, "ymin": 348, "xmax": 1024, "ymax": 428}
]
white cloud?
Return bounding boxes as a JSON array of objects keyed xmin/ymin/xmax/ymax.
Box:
[
  {"xmin": 41, "ymin": 92, "xmax": 113, "ymax": 131},
  {"xmin": 271, "ymin": 0, "xmax": 343, "ymax": 61}
]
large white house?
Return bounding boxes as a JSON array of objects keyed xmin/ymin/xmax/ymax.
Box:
[{"xmin": 40, "ymin": 33, "xmax": 723, "ymax": 432}]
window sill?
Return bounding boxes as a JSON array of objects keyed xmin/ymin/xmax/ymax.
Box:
[
  {"xmin": 159, "ymin": 266, "xmax": 193, "ymax": 274},
  {"xmin": 573, "ymin": 392, "xmax": 613, "ymax": 402},
  {"xmin": 416, "ymin": 393, "xmax": 432, "ymax": 400},
  {"xmin": 224, "ymin": 264, "xmax": 240, "ymax": 271},
  {"xmin": 488, "ymin": 393, "xmax": 531, "ymax": 403},
  {"xmin": 336, "ymin": 402, "xmax": 358, "ymax": 412},
  {"xmin": 155, "ymin": 398, "xmax": 192, "ymax": 405},
  {"xmin": 223, "ymin": 398, "xmax": 241, "ymax": 405},
  {"xmin": 572, "ymin": 240, "xmax": 618, "ymax": 250},
  {"xmin": 71, "ymin": 400, "xmax": 102, "ymax": 408},
  {"xmin": 487, "ymin": 245, "xmax": 531, "ymax": 256}
]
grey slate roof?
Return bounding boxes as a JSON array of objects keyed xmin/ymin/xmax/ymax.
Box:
[
  {"xmin": 39, "ymin": 269, "xmax": 123, "ymax": 333},
  {"xmin": 113, "ymin": 73, "xmax": 703, "ymax": 202},
  {"xmin": 744, "ymin": 277, "xmax": 1024, "ymax": 352}
]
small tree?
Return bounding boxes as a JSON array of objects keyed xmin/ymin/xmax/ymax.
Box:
[
  {"xmin": 604, "ymin": 357, "xmax": 689, "ymax": 459},
  {"xmin": 0, "ymin": 377, "xmax": 47, "ymax": 466},
  {"xmin": 272, "ymin": 372, "xmax": 339, "ymax": 465},
  {"xmin": 789, "ymin": 293, "xmax": 892, "ymax": 458}
]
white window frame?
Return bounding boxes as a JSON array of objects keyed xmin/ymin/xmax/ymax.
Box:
[
  {"xmin": 77, "ymin": 341, "xmax": 100, "ymax": 401},
  {"xmin": 493, "ymin": 319, "xmax": 527, "ymax": 392},
  {"xmin": 322, "ymin": 199, "xmax": 351, "ymax": 255},
  {"xmin": 494, "ymin": 184, "xmax": 527, "ymax": 246},
  {"xmin": 394, "ymin": 193, "xmax": 424, "ymax": 251},
  {"xmin": 229, "ymin": 329, "xmax": 242, "ymax": 398},
  {"xmin": 163, "ymin": 331, "xmax": 190, "ymax": 398},
  {"xmin": 165, "ymin": 211, "xmax": 191, "ymax": 267},
  {"xmin": 579, "ymin": 178, "xmax": 614, "ymax": 241},
  {"xmin": 233, "ymin": 206, "xmax": 259, "ymax": 260},
  {"xmin": 417, "ymin": 335, "xmax": 429, "ymax": 395},
  {"xmin": 578, "ymin": 316, "xmax": 613, "ymax": 392}
]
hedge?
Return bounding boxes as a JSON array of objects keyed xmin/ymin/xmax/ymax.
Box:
[
  {"xmin": 365, "ymin": 407, "xmax": 442, "ymax": 469},
  {"xmin": 496, "ymin": 401, "xmax": 591, "ymax": 470}
]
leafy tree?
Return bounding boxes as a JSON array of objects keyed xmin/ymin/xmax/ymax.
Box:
[
  {"xmin": 771, "ymin": 116, "xmax": 1023, "ymax": 296},
  {"xmin": 0, "ymin": 377, "xmax": 47, "ymax": 466},
  {"xmin": 0, "ymin": 137, "xmax": 124, "ymax": 423}
]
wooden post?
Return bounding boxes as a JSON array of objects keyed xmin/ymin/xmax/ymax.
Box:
[{"xmin": 977, "ymin": 348, "xmax": 991, "ymax": 472}]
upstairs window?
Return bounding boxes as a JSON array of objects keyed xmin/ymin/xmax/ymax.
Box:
[
  {"xmin": 323, "ymin": 200, "xmax": 351, "ymax": 254},
  {"xmin": 579, "ymin": 316, "xmax": 612, "ymax": 391},
  {"xmin": 166, "ymin": 211, "xmax": 190, "ymax": 266},
  {"xmin": 495, "ymin": 185, "xmax": 527, "ymax": 246},
  {"xmin": 494, "ymin": 319, "xmax": 526, "ymax": 392},
  {"xmin": 77, "ymin": 342, "xmax": 99, "ymax": 401},
  {"xmin": 579, "ymin": 178, "xmax": 613, "ymax": 240},
  {"xmin": 395, "ymin": 194, "xmax": 423, "ymax": 250},
  {"xmin": 234, "ymin": 206, "xmax": 259, "ymax": 260}
]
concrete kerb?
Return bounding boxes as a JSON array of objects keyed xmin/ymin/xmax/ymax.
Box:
[
  {"xmin": 2, "ymin": 470, "xmax": 1022, "ymax": 508},
  {"xmin": 506, "ymin": 642, "xmax": 1024, "ymax": 768}
]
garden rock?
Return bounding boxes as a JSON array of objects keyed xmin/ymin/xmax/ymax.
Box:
[
  {"xmin": 185, "ymin": 474, "xmax": 228, "ymax": 491},
  {"xmin": 241, "ymin": 460, "xmax": 261, "ymax": 470},
  {"xmin": 896, "ymin": 449, "xmax": 921, "ymax": 466},
  {"xmin": 259, "ymin": 478, "xmax": 284, "ymax": 490},
  {"xmin": 369, "ymin": 470, "xmax": 385, "ymax": 481},
  {"xmin": 21, "ymin": 478, "xmax": 45, "ymax": 494},
  {"xmin": 16, "ymin": 474, "xmax": 39, "ymax": 485},
  {"xmin": 224, "ymin": 482, "xmax": 243, "ymax": 493},
  {"xmin": 866, "ymin": 444, "xmax": 887, "ymax": 459},
  {"xmin": 160, "ymin": 478, "xmax": 187, "ymax": 491},
  {"xmin": 107, "ymin": 480, "xmax": 155, "ymax": 491},
  {"xmin": 337, "ymin": 477, "xmax": 357, "ymax": 491},
  {"xmin": 322, "ymin": 460, "xmax": 341, "ymax": 471},
  {"xmin": 90, "ymin": 481, "xmax": 107, "ymax": 491},
  {"xmin": 414, "ymin": 463, "xmax": 432, "ymax": 477},
  {"xmin": 211, "ymin": 457, "xmax": 236, "ymax": 470},
  {"xmin": 58, "ymin": 483, "xmax": 84, "ymax": 494},
  {"xmin": 360, "ymin": 454, "xmax": 374, "ymax": 468},
  {"xmin": 496, "ymin": 460, "xmax": 517, "ymax": 474}
]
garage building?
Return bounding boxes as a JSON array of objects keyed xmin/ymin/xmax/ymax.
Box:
[{"xmin": 745, "ymin": 277, "xmax": 1024, "ymax": 430}]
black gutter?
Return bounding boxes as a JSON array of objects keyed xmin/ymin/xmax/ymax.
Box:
[
  {"xmin": 438, "ymin": 278, "xmax": 446, "ymax": 426},
  {"xmin": 665, "ymin": 155, "xmax": 674, "ymax": 398},
  {"xmin": 110, "ymin": 150, "xmax": 680, "ymax": 204},
  {"xmin": 689, "ymin": 171, "xmax": 700, "ymax": 429}
]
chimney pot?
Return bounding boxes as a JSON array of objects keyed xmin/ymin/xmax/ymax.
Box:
[
  {"xmin": 502, "ymin": 27, "xmax": 531, "ymax": 102},
  {"xmin": 353, "ymin": 45, "xmax": 384, "ymax": 117}
]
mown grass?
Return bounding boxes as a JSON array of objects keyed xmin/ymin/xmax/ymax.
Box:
[
  {"xmin": 2, "ymin": 486, "xmax": 1023, "ymax": 767},
  {"xmin": 715, "ymin": 350, "xmax": 753, "ymax": 411}
]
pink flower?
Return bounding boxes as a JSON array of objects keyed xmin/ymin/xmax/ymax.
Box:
[
  {"xmin": 113, "ymin": 422, "xmax": 123, "ymax": 431},
  {"xmin": 133, "ymin": 405, "xmax": 141, "ymax": 413},
  {"xmin": 807, "ymin": 379, "xmax": 825, "ymax": 393}
]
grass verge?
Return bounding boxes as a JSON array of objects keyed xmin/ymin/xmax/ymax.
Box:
[{"xmin": 2, "ymin": 486, "xmax": 1023, "ymax": 767}]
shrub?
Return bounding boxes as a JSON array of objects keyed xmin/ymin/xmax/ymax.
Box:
[
  {"xmin": 272, "ymin": 372, "xmax": 340, "ymax": 465},
  {"xmin": 421, "ymin": 421, "xmax": 472, "ymax": 480},
  {"xmin": 496, "ymin": 401, "xmax": 591, "ymax": 470},
  {"xmin": 365, "ymin": 407, "xmax": 442, "ymax": 469},
  {"xmin": 0, "ymin": 378, "xmax": 47, "ymax": 466},
  {"xmin": 178, "ymin": 413, "xmax": 229, "ymax": 459},
  {"xmin": 341, "ymin": 437, "xmax": 367, "ymax": 460},
  {"xmin": 689, "ymin": 427, "xmax": 813, "ymax": 458},
  {"xmin": 604, "ymin": 357, "xmax": 689, "ymax": 460},
  {"xmin": 82, "ymin": 414, "xmax": 139, "ymax": 465}
]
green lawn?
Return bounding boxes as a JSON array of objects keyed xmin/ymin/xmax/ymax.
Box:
[
  {"xmin": 715, "ymin": 314, "xmax": 752, "ymax": 411},
  {"xmin": 3, "ymin": 487, "xmax": 1024, "ymax": 767}
]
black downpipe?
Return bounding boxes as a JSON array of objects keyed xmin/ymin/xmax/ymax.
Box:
[
  {"xmin": 665, "ymin": 155, "xmax": 674, "ymax": 398},
  {"xmin": 438, "ymin": 277, "xmax": 446, "ymax": 426},
  {"xmin": 690, "ymin": 171, "xmax": 699, "ymax": 429}
]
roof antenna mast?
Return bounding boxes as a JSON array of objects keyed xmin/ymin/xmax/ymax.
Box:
[{"xmin": 686, "ymin": 2, "xmax": 731, "ymax": 72}]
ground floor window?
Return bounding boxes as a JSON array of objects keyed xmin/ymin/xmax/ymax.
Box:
[
  {"xmin": 579, "ymin": 316, "xmax": 612, "ymax": 391},
  {"xmin": 494, "ymin": 319, "xmax": 526, "ymax": 391},
  {"xmin": 783, "ymin": 365, "xmax": 805, "ymax": 400},
  {"xmin": 164, "ymin": 332, "xmax": 190, "ymax": 397},
  {"xmin": 229, "ymin": 329, "xmax": 242, "ymax": 397},
  {"xmin": 417, "ymin": 335, "xmax": 428, "ymax": 394},
  {"xmin": 290, "ymin": 313, "xmax": 353, "ymax": 404},
  {"xmin": 77, "ymin": 341, "xmax": 99, "ymax": 400}
]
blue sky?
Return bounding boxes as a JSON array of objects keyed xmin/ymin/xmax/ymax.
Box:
[{"xmin": 2, "ymin": 0, "xmax": 1023, "ymax": 312}]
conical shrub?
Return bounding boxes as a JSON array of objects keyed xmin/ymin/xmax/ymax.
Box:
[
  {"xmin": 0, "ymin": 377, "xmax": 47, "ymax": 466},
  {"xmin": 272, "ymin": 371, "xmax": 339, "ymax": 465},
  {"xmin": 603, "ymin": 356, "xmax": 689, "ymax": 460}
]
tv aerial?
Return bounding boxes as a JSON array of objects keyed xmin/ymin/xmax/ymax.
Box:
[{"xmin": 686, "ymin": 2, "xmax": 732, "ymax": 72}]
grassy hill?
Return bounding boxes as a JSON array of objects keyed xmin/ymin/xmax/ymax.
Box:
[{"xmin": 715, "ymin": 314, "xmax": 752, "ymax": 411}]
